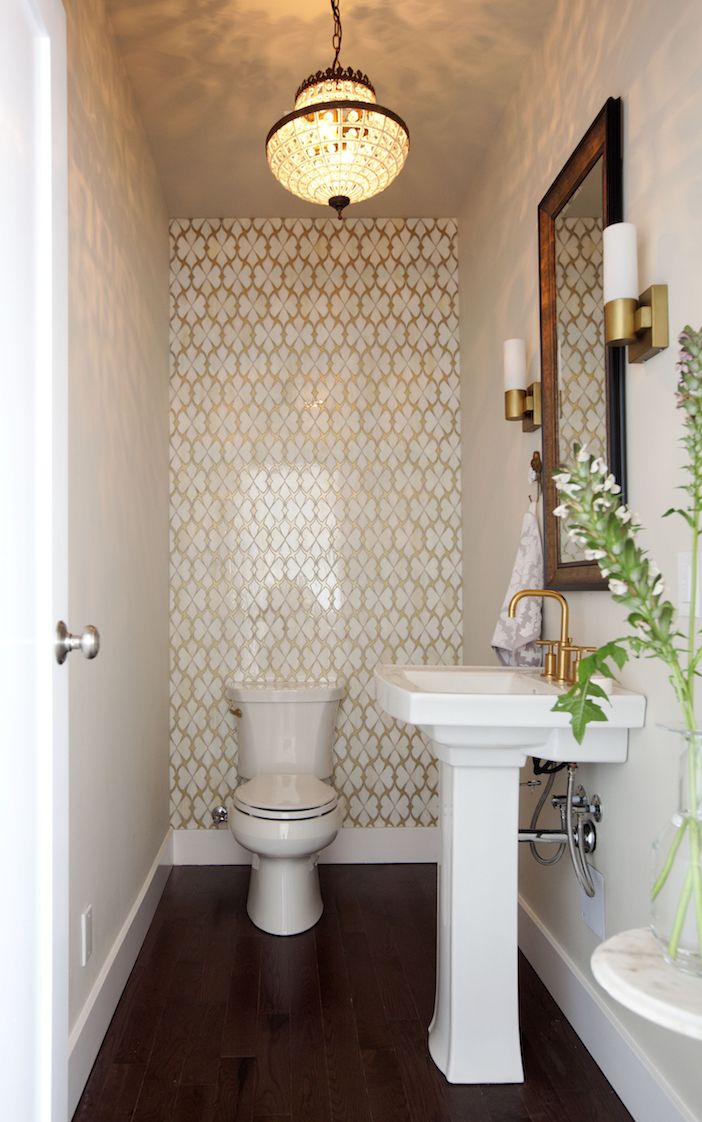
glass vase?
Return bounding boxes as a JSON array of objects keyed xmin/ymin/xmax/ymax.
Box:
[{"xmin": 651, "ymin": 729, "xmax": 702, "ymax": 977}]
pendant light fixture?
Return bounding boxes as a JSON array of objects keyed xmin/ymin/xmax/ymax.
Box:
[{"xmin": 266, "ymin": 0, "xmax": 410, "ymax": 219}]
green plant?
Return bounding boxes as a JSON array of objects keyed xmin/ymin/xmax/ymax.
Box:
[{"xmin": 551, "ymin": 325, "xmax": 702, "ymax": 966}]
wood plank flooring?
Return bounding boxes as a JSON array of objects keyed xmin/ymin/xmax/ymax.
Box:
[{"xmin": 73, "ymin": 865, "xmax": 633, "ymax": 1122}]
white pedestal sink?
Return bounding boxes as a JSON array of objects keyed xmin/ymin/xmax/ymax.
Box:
[{"xmin": 374, "ymin": 665, "xmax": 646, "ymax": 1084}]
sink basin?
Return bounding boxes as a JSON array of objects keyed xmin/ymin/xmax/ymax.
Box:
[
  {"xmin": 375, "ymin": 664, "xmax": 646, "ymax": 761},
  {"xmin": 374, "ymin": 663, "xmax": 646, "ymax": 1085}
]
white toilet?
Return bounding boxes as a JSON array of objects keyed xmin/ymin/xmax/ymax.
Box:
[{"xmin": 226, "ymin": 680, "xmax": 343, "ymax": 936}]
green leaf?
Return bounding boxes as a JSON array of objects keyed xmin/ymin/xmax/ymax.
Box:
[
  {"xmin": 552, "ymin": 689, "xmax": 609, "ymax": 744},
  {"xmin": 550, "ymin": 641, "xmax": 628, "ymax": 743},
  {"xmin": 587, "ymin": 681, "xmax": 610, "ymax": 701},
  {"xmin": 663, "ymin": 507, "xmax": 694, "ymax": 527},
  {"xmin": 593, "ymin": 640, "xmax": 628, "ymax": 671}
]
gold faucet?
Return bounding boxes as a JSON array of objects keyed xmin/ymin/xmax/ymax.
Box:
[{"xmin": 508, "ymin": 588, "xmax": 574, "ymax": 684}]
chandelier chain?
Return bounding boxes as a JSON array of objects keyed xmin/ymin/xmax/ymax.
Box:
[{"xmin": 331, "ymin": 0, "xmax": 342, "ymax": 72}]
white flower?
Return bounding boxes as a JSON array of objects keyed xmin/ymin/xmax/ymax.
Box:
[
  {"xmin": 591, "ymin": 457, "xmax": 606, "ymax": 474},
  {"xmin": 552, "ymin": 472, "xmax": 572, "ymax": 486},
  {"xmin": 552, "ymin": 504, "xmax": 569, "ymax": 519},
  {"xmin": 584, "ymin": 548, "xmax": 606, "ymax": 561},
  {"xmin": 615, "ymin": 507, "xmax": 632, "ymax": 524},
  {"xmin": 600, "ymin": 567, "xmax": 611, "ymax": 578},
  {"xmin": 609, "ymin": 578, "xmax": 628, "ymax": 596},
  {"xmin": 652, "ymin": 576, "xmax": 665, "ymax": 597},
  {"xmin": 602, "ymin": 474, "xmax": 621, "ymax": 494},
  {"xmin": 576, "ymin": 445, "xmax": 591, "ymax": 463}
]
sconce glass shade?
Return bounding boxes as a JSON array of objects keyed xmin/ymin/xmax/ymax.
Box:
[
  {"xmin": 266, "ymin": 69, "xmax": 410, "ymax": 215},
  {"xmin": 603, "ymin": 222, "xmax": 639, "ymax": 302},
  {"xmin": 503, "ymin": 338, "xmax": 527, "ymax": 391},
  {"xmin": 602, "ymin": 221, "xmax": 668, "ymax": 360}
]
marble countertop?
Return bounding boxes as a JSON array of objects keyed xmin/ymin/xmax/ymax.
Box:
[{"xmin": 591, "ymin": 928, "xmax": 702, "ymax": 1040}]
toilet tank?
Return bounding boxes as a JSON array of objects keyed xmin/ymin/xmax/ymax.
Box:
[{"xmin": 226, "ymin": 681, "xmax": 344, "ymax": 780}]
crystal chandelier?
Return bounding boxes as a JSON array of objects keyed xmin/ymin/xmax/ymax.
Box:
[{"xmin": 266, "ymin": 0, "xmax": 410, "ymax": 219}]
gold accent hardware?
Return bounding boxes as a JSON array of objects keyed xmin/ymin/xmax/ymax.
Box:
[
  {"xmin": 560, "ymin": 644, "xmax": 598, "ymax": 685},
  {"xmin": 604, "ymin": 284, "xmax": 669, "ymax": 364},
  {"xmin": 505, "ymin": 388, "xmax": 526, "ymax": 420},
  {"xmin": 523, "ymin": 382, "xmax": 541, "ymax": 432},
  {"xmin": 504, "ymin": 382, "xmax": 541, "ymax": 432},
  {"xmin": 604, "ymin": 297, "xmax": 637, "ymax": 345},
  {"xmin": 231, "ymin": 707, "xmax": 242, "ymax": 718},
  {"xmin": 509, "ymin": 589, "xmax": 570, "ymax": 683},
  {"xmin": 535, "ymin": 638, "xmax": 558, "ymax": 679}
]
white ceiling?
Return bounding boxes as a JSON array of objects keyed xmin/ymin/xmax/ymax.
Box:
[{"xmin": 105, "ymin": 0, "xmax": 557, "ymax": 219}]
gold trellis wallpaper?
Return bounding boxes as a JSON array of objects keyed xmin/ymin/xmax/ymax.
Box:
[{"xmin": 169, "ymin": 217, "xmax": 462, "ymax": 830}]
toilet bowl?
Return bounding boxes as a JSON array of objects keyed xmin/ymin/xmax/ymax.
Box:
[{"xmin": 226, "ymin": 681, "xmax": 343, "ymax": 936}]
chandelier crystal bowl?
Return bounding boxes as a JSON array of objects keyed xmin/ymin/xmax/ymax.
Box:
[{"xmin": 265, "ymin": 4, "xmax": 409, "ymax": 218}]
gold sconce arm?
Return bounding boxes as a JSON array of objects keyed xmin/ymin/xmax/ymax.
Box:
[{"xmin": 605, "ymin": 284, "xmax": 668, "ymax": 364}]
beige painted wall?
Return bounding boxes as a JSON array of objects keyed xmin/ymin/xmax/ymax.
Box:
[
  {"xmin": 66, "ymin": 0, "xmax": 170, "ymax": 1027},
  {"xmin": 458, "ymin": 0, "xmax": 702, "ymax": 1114},
  {"xmin": 169, "ymin": 218, "xmax": 462, "ymax": 831}
]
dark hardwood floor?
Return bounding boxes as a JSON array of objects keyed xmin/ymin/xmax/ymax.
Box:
[{"xmin": 74, "ymin": 864, "xmax": 633, "ymax": 1122}]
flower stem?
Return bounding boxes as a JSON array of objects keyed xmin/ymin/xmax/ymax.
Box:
[
  {"xmin": 651, "ymin": 817, "xmax": 688, "ymax": 900},
  {"xmin": 688, "ymin": 506, "xmax": 700, "ymax": 680},
  {"xmin": 668, "ymin": 864, "xmax": 693, "ymax": 961},
  {"xmin": 686, "ymin": 743, "xmax": 702, "ymax": 953}
]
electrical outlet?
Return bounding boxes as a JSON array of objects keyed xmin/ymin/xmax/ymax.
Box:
[
  {"xmin": 580, "ymin": 866, "xmax": 605, "ymax": 940},
  {"xmin": 80, "ymin": 905, "xmax": 93, "ymax": 967}
]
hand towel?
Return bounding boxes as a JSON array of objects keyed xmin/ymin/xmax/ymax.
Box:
[{"xmin": 491, "ymin": 503, "xmax": 543, "ymax": 667}]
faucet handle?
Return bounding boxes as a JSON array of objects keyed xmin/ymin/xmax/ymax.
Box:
[
  {"xmin": 560, "ymin": 644, "xmax": 597, "ymax": 683},
  {"xmin": 535, "ymin": 638, "xmax": 558, "ymax": 679}
]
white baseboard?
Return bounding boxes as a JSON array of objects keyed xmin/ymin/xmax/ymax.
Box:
[
  {"xmin": 172, "ymin": 825, "xmax": 439, "ymax": 865},
  {"xmin": 518, "ymin": 896, "xmax": 696, "ymax": 1122},
  {"xmin": 68, "ymin": 831, "xmax": 173, "ymax": 1117}
]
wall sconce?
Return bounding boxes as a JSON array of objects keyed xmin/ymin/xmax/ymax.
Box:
[
  {"xmin": 603, "ymin": 222, "xmax": 669, "ymax": 364},
  {"xmin": 503, "ymin": 338, "xmax": 541, "ymax": 432}
]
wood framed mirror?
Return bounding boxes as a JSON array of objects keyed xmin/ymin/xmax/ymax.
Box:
[{"xmin": 539, "ymin": 97, "xmax": 625, "ymax": 590}]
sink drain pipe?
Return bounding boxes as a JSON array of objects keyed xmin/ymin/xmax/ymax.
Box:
[{"xmin": 518, "ymin": 763, "xmax": 600, "ymax": 897}]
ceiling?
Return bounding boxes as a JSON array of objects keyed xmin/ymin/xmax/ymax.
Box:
[{"xmin": 105, "ymin": 0, "xmax": 557, "ymax": 219}]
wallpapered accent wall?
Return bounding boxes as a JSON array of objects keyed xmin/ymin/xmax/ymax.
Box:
[{"xmin": 169, "ymin": 218, "xmax": 462, "ymax": 829}]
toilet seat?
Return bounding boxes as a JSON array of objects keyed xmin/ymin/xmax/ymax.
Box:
[{"xmin": 233, "ymin": 773, "xmax": 337, "ymax": 821}]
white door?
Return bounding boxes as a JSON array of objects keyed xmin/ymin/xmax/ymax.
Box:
[{"xmin": 0, "ymin": 0, "xmax": 69, "ymax": 1119}]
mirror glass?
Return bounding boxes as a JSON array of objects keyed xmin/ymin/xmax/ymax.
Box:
[
  {"xmin": 539, "ymin": 99, "xmax": 625, "ymax": 589},
  {"xmin": 554, "ymin": 159, "xmax": 605, "ymax": 564}
]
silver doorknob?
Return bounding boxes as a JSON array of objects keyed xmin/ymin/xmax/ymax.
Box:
[{"xmin": 55, "ymin": 621, "xmax": 101, "ymax": 665}]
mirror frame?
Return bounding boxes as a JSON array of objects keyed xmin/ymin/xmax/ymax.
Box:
[{"xmin": 538, "ymin": 97, "xmax": 625, "ymax": 591}]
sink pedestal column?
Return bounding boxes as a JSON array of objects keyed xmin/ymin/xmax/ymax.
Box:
[{"xmin": 428, "ymin": 747, "xmax": 526, "ymax": 1084}]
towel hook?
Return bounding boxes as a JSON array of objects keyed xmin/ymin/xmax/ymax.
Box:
[{"xmin": 529, "ymin": 450, "xmax": 542, "ymax": 502}]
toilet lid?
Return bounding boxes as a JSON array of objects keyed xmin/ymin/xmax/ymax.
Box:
[{"xmin": 233, "ymin": 773, "xmax": 338, "ymax": 820}]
